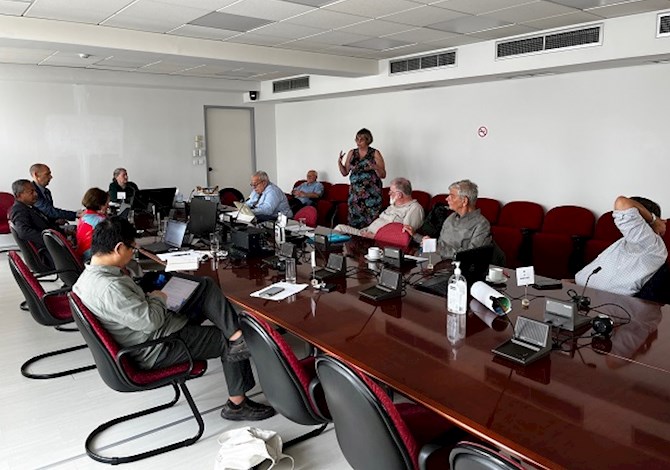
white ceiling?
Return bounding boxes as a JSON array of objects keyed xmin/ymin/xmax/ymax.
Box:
[{"xmin": 0, "ymin": 0, "xmax": 669, "ymax": 86}]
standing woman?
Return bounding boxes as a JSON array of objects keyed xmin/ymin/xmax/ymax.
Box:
[{"xmin": 338, "ymin": 128, "xmax": 386, "ymax": 228}]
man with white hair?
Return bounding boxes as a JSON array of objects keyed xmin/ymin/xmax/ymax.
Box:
[{"xmin": 245, "ymin": 170, "xmax": 292, "ymax": 222}]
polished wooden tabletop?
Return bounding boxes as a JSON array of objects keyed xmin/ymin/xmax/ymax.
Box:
[{"xmin": 201, "ymin": 238, "xmax": 670, "ymax": 469}]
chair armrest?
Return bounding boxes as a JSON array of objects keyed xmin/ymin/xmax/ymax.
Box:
[
  {"xmin": 42, "ymin": 286, "xmax": 72, "ymax": 298},
  {"xmin": 307, "ymin": 377, "xmax": 331, "ymax": 421},
  {"xmin": 34, "ymin": 269, "xmax": 63, "ymax": 279},
  {"xmin": 117, "ymin": 336, "xmax": 195, "ymax": 376},
  {"xmin": 418, "ymin": 427, "xmax": 469, "ymax": 470}
]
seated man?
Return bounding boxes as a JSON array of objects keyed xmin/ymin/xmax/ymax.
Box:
[
  {"xmin": 30, "ymin": 163, "xmax": 79, "ymax": 222},
  {"xmin": 246, "ymin": 171, "xmax": 293, "ymax": 222},
  {"xmin": 72, "ymin": 217, "xmax": 276, "ymax": 422},
  {"xmin": 9, "ymin": 179, "xmax": 63, "ymax": 269},
  {"xmin": 290, "ymin": 170, "xmax": 324, "ymax": 213},
  {"xmin": 405, "ymin": 179, "xmax": 496, "ymax": 259},
  {"xmin": 335, "ymin": 177, "xmax": 424, "ymax": 238},
  {"xmin": 108, "ymin": 167, "xmax": 139, "ymax": 203},
  {"xmin": 575, "ymin": 196, "xmax": 667, "ymax": 296}
]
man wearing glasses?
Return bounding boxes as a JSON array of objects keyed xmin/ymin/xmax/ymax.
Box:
[
  {"xmin": 334, "ymin": 177, "xmax": 424, "ymax": 238},
  {"xmin": 245, "ymin": 170, "xmax": 292, "ymax": 222}
]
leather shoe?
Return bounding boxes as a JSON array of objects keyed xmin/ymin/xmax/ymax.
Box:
[
  {"xmin": 220, "ymin": 398, "xmax": 276, "ymax": 421},
  {"xmin": 226, "ymin": 336, "xmax": 251, "ymax": 362}
]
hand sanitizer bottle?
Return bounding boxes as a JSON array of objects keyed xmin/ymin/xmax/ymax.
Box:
[{"xmin": 447, "ymin": 261, "xmax": 467, "ymax": 314}]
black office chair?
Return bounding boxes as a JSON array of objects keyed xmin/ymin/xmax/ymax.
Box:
[
  {"xmin": 43, "ymin": 228, "xmax": 84, "ymax": 287},
  {"xmin": 450, "ymin": 442, "xmax": 526, "ymax": 470},
  {"xmin": 68, "ymin": 292, "xmax": 208, "ymax": 465},
  {"xmin": 9, "ymin": 222, "xmax": 55, "ymax": 273},
  {"xmin": 239, "ymin": 311, "xmax": 330, "ymax": 448},
  {"xmin": 8, "ymin": 251, "xmax": 95, "ymax": 379},
  {"xmin": 316, "ymin": 354, "xmax": 463, "ymax": 470}
]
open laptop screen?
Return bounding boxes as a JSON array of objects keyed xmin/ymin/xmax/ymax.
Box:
[{"xmin": 164, "ymin": 220, "xmax": 187, "ymax": 248}]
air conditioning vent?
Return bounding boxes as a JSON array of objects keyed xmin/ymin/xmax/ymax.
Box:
[
  {"xmin": 496, "ymin": 25, "xmax": 601, "ymax": 59},
  {"xmin": 658, "ymin": 13, "xmax": 670, "ymax": 36},
  {"xmin": 272, "ymin": 76, "xmax": 310, "ymax": 93},
  {"xmin": 389, "ymin": 50, "xmax": 456, "ymax": 75}
]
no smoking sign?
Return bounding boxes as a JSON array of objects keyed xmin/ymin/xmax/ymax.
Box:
[{"xmin": 477, "ymin": 126, "xmax": 488, "ymax": 138}]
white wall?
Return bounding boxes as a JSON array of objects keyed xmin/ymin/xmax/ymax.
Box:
[
  {"xmin": 275, "ymin": 63, "xmax": 670, "ymax": 218},
  {"xmin": 0, "ymin": 73, "xmax": 276, "ymax": 210}
]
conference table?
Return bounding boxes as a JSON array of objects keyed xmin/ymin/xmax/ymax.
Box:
[{"xmin": 198, "ymin": 236, "xmax": 670, "ymax": 469}]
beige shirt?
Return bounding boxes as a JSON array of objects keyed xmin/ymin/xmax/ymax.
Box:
[{"xmin": 367, "ymin": 199, "xmax": 425, "ymax": 234}]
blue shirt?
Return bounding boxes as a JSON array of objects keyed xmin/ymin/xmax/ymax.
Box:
[
  {"xmin": 33, "ymin": 182, "xmax": 77, "ymax": 221},
  {"xmin": 247, "ymin": 182, "xmax": 293, "ymax": 218},
  {"xmin": 294, "ymin": 181, "xmax": 324, "ymax": 205}
]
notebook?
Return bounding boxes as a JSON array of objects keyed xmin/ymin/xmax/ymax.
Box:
[
  {"xmin": 492, "ymin": 316, "xmax": 551, "ymax": 365},
  {"xmin": 359, "ymin": 267, "xmax": 402, "ymax": 302},
  {"xmin": 413, "ymin": 245, "xmax": 493, "ymax": 298},
  {"xmin": 142, "ymin": 220, "xmax": 188, "ymax": 254},
  {"xmin": 313, "ymin": 253, "xmax": 347, "ymax": 281}
]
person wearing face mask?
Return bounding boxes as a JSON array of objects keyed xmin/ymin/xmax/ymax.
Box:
[{"xmin": 334, "ymin": 177, "xmax": 423, "ymax": 238}]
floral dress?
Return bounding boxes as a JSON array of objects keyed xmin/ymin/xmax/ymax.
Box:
[{"xmin": 348, "ymin": 147, "xmax": 382, "ymax": 228}]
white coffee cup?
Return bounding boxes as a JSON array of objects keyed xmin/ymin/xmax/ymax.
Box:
[
  {"xmin": 367, "ymin": 247, "xmax": 383, "ymax": 260},
  {"xmin": 488, "ymin": 267, "xmax": 505, "ymax": 282}
]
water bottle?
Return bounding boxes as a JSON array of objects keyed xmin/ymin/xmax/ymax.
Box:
[{"xmin": 447, "ymin": 261, "xmax": 467, "ymax": 314}]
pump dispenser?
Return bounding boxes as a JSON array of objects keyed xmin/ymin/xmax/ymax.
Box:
[{"xmin": 447, "ymin": 261, "xmax": 467, "ymax": 314}]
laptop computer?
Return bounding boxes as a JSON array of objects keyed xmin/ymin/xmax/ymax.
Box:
[
  {"xmin": 313, "ymin": 253, "xmax": 347, "ymax": 281},
  {"xmin": 413, "ymin": 245, "xmax": 493, "ymax": 298},
  {"xmin": 359, "ymin": 267, "xmax": 402, "ymax": 302},
  {"xmin": 492, "ymin": 316, "xmax": 552, "ymax": 365},
  {"xmin": 142, "ymin": 220, "xmax": 188, "ymax": 254},
  {"xmin": 229, "ymin": 201, "xmax": 256, "ymax": 224}
]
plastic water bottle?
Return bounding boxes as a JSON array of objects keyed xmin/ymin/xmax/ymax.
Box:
[{"xmin": 447, "ymin": 261, "xmax": 467, "ymax": 314}]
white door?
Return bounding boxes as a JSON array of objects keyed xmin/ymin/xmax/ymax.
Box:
[{"xmin": 205, "ymin": 106, "xmax": 255, "ymax": 195}]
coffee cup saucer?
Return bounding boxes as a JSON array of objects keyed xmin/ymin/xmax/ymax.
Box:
[{"xmin": 364, "ymin": 254, "xmax": 381, "ymax": 262}]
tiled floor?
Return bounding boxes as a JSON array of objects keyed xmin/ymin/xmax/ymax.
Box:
[{"xmin": 0, "ymin": 252, "xmax": 351, "ymax": 469}]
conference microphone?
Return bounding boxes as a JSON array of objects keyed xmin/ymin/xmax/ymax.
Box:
[{"xmin": 573, "ymin": 266, "xmax": 601, "ymax": 312}]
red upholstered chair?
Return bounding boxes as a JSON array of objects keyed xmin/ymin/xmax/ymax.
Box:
[
  {"xmin": 294, "ymin": 206, "xmax": 318, "ymax": 228},
  {"xmin": 218, "ymin": 187, "xmax": 244, "ymax": 206},
  {"xmin": 532, "ymin": 205, "xmax": 595, "ymax": 279},
  {"xmin": 42, "ymin": 229, "xmax": 83, "ymax": 288},
  {"xmin": 0, "ymin": 191, "xmax": 13, "ymax": 234},
  {"xmin": 316, "ymin": 355, "xmax": 461, "ymax": 470},
  {"xmin": 450, "ymin": 442, "xmax": 525, "ymax": 470},
  {"xmin": 327, "ymin": 183, "xmax": 350, "ymax": 203},
  {"xmin": 334, "ymin": 201, "xmax": 349, "ymax": 226},
  {"xmin": 316, "ymin": 199, "xmax": 335, "ymax": 227},
  {"xmin": 68, "ymin": 292, "xmax": 208, "ymax": 465},
  {"xmin": 375, "ymin": 222, "xmax": 411, "ymax": 249},
  {"xmin": 491, "ymin": 201, "xmax": 544, "ymax": 268},
  {"xmin": 8, "ymin": 251, "xmax": 95, "ymax": 379},
  {"xmin": 239, "ymin": 312, "xmax": 329, "ymax": 448},
  {"xmin": 476, "ymin": 198, "xmax": 502, "ymax": 225},
  {"xmin": 430, "ymin": 194, "xmax": 449, "ymax": 210},
  {"xmin": 584, "ymin": 211, "xmax": 622, "ymax": 264},
  {"xmin": 411, "ymin": 190, "xmax": 431, "ymax": 213}
]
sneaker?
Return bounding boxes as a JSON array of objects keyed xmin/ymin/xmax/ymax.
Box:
[
  {"xmin": 221, "ymin": 398, "xmax": 276, "ymax": 421},
  {"xmin": 226, "ymin": 336, "xmax": 251, "ymax": 362}
]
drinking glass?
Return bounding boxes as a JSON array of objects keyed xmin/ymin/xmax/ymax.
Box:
[
  {"xmin": 209, "ymin": 232, "xmax": 220, "ymax": 253},
  {"xmin": 298, "ymin": 218, "xmax": 306, "ymax": 234},
  {"xmin": 285, "ymin": 258, "xmax": 297, "ymax": 284}
]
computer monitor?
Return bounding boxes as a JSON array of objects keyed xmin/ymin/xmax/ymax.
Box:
[
  {"xmin": 189, "ymin": 197, "xmax": 218, "ymax": 237},
  {"xmin": 132, "ymin": 187, "xmax": 177, "ymax": 217}
]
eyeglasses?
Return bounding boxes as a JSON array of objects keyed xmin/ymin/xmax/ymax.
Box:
[
  {"xmin": 123, "ymin": 242, "xmax": 138, "ymax": 253},
  {"xmin": 250, "ymin": 181, "xmax": 263, "ymax": 188}
]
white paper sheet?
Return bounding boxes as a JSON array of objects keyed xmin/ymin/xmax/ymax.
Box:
[{"xmin": 250, "ymin": 282, "xmax": 308, "ymax": 301}]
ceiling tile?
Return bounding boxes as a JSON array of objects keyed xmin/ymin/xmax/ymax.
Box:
[
  {"xmin": 296, "ymin": 29, "xmax": 371, "ymax": 45},
  {"xmin": 275, "ymin": 39, "xmax": 333, "ymax": 51},
  {"xmin": 467, "ymin": 23, "xmax": 539, "ymax": 39},
  {"xmin": 321, "ymin": 44, "xmax": 388, "ymax": 58},
  {"xmin": 169, "ymin": 24, "xmax": 241, "ymax": 40},
  {"xmin": 425, "ymin": 34, "xmax": 481, "ymax": 47},
  {"xmin": 250, "ymin": 21, "xmax": 325, "ymax": 38},
  {"xmin": 0, "ymin": 0, "xmax": 30, "ymax": 16},
  {"xmin": 26, "ymin": 0, "xmax": 132, "ymax": 24},
  {"xmin": 325, "ymin": 0, "xmax": 420, "ymax": 18},
  {"xmin": 586, "ymin": 0, "xmax": 670, "ymax": 18},
  {"xmin": 139, "ymin": 61, "xmax": 194, "ymax": 73},
  {"xmin": 189, "ymin": 11, "xmax": 274, "ymax": 32},
  {"xmin": 219, "ymin": 0, "xmax": 314, "ymax": 21},
  {"xmin": 549, "ymin": 0, "xmax": 635, "ymax": 7},
  {"xmin": 381, "ymin": 5, "xmax": 467, "ymax": 26},
  {"xmin": 225, "ymin": 32, "xmax": 288, "ymax": 46},
  {"xmin": 284, "ymin": 8, "xmax": 367, "ymax": 28},
  {"xmin": 382, "ymin": 27, "xmax": 457, "ymax": 42},
  {"xmin": 39, "ymin": 51, "xmax": 100, "ymax": 67},
  {"xmin": 345, "ymin": 37, "xmax": 414, "ymax": 50},
  {"xmin": 0, "ymin": 46, "xmax": 55, "ymax": 64},
  {"xmin": 481, "ymin": 1, "xmax": 578, "ymax": 23},
  {"xmin": 521, "ymin": 10, "xmax": 603, "ymax": 29},
  {"xmin": 376, "ymin": 42, "xmax": 444, "ymax": 58},
  {"xmin": 283, "ymin": 0, "xmax": 338, "ymax": 6},
  {"xmin": 157, "ymin": 0, "xmax": 238, "ymax": 8},
  {"xmin": 431, "ymin": 0, "xmax": 538, "ymax": 15},
  {"xmin": 336, "ymin": 19, "xmax": 416, "ymax": 36},
  {"xmin": 428, "ymin": 15, "xmax": 513, "ymax": 34},
  {"xmin": 103, "ymin": 0, "xmax": 214, "ymax": 32},
  {"xmin": 96, "ymin": 56, "xmax": 157, "ymax": 68}
]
